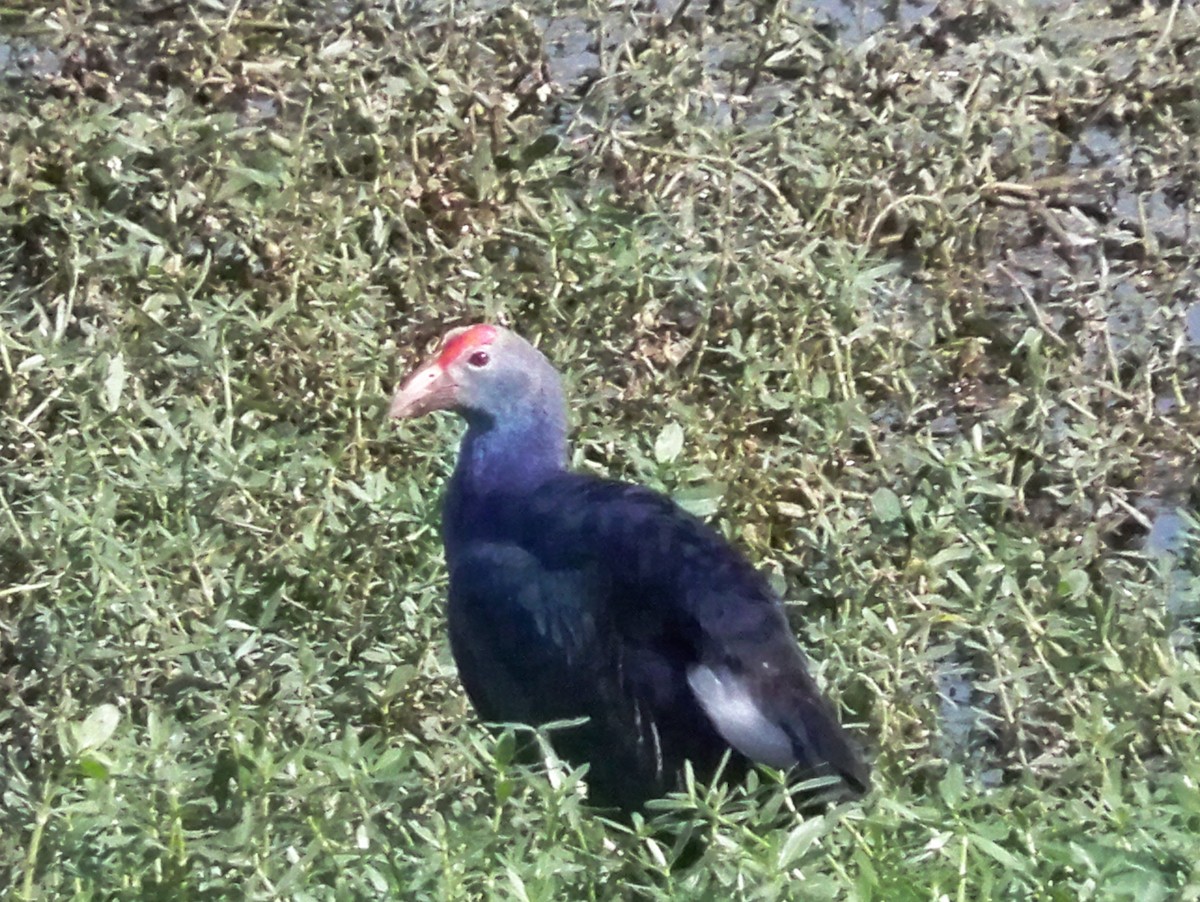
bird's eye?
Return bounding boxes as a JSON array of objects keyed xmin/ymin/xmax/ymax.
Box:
[{"xmin": 467, "ymin": 350, "xmax": 490, "ymax": 368}]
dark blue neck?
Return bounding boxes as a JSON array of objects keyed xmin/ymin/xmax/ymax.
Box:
[{"xmin": 453, "ymin": 412, "xmax": 568, "ymax": 498}]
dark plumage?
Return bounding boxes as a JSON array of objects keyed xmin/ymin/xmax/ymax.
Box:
[{"xmin": 390, "ymin": 324, "xmax": 869, "ymax": 810}]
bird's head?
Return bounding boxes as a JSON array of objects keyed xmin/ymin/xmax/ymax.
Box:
[{"xmin": 389, "ymin": 324, "xmax": 564, "ymax": 430}]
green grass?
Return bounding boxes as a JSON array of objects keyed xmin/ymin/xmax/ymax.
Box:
[{"xmin": 2, "ymin": 1, "xmax": 1199, "ymax": 898}]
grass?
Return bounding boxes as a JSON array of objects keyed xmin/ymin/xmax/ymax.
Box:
[{"xmin": 2, "ymin": 0, "xmax": 1199, "ymax": 898}]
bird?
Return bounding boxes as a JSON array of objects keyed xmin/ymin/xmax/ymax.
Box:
[{"xmin": 389, "ymin": 323, "xmax": 870, "ymax": 811}]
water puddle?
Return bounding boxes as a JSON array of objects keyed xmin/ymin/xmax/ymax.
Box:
[
  {"xmin": 1146, "ymin": 509, "xmax": 1187, "ymax": 557},
  {"xmin": 935, "ymin": 659, "xmax": 976, "ymax": 755},
  {"xmin": 1144, "ymin": 507, "xmax": 1198, "ymax": 644},
  {"xmin": 541, "ymin": 16, "xmax": 599, "ymax": 86},
  {"xmin": 1, "ymin": 39, "xmax": 62, "ymax": 81},
  {"xmin": 799, "ymin": 0, "xmax": 938, "ymax": 44},
  {"xmin": 1186, "ymin": 304, "xmax": 1200, "ymax": 348},
  {"xmin": 934, "ymin": 654, "xmax": 1004, "ymax": 784}
]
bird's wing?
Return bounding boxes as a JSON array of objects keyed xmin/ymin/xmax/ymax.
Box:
[
  {"xmin": 446, "ymin": 539, "xmax": 676, "ymax": 808},
  {"xmin": 447, "ymin": 540, "xmax": 599, "ymax": 724},
  {"xmin": 685, "ymin": 610, "xmax": 871, "ymax": 793},
  {"xmin": 512, "ymin": 474, "xmax": 871, "ymax": 793}
]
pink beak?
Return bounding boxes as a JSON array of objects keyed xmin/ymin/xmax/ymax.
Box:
[{"xmin": 388, "ymin": 361, "xmax": 458, "ymax": 419}]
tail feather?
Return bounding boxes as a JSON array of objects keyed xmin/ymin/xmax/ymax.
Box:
[{"xmin": 688, "ymin": 661, "xmax": 870, "ymax": 794}]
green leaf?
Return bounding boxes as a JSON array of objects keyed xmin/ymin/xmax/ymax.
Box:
[
  {"xmin": 673, "ymin": 483, "xmax": 726, "ymax": 518},
  {"xmin": 938, "ymin": 763, "xmax": 965, "ymax": 808},
  {"xmin": 811, "ymin": 369, "xmax": 831, "ymax": 399},
  {"xmin": 655, "ymin": 422, "xmax": 685, "ymax": 464},
  {"xmin": 78, "ymin": 753, "xmax": 113, "ymax": 780},
  {"xmin": 778, "ymin": 817, "xmax": 825, "ymax": 868},
  {"xmin": 319, "ymin": 37, "xmax": 355, "ymax": 60},
  {"xmin": 970, "ymin": 833, "xmax": 1023, "ymax": 871},
  {"xmin": 103, "ymin": 353, "xmax": 126, "ymax": 412},
  {"xmin": 494, "ymin": 730, "xmax": 516, "ymax": 769},
  {"xmin": 382, "ymin": 664, "xmax": 415, "ymax": 701},
  {"xmin": 1059, "ymin": 569, "xmax": 1090, "ymax": 598},
  {"xmin": 74, "ymin": 703, "xmax": 120, "ymax": 753},
  {"xmin": 870, "ymin": 487, "xmax": 903, "ymax": 523},
  {"xmin": 928, "ymin": 544, "xmax": 974, "ymax": 569}
]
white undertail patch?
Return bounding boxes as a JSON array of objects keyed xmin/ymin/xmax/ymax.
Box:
[{"xmin": 687, "ymin": 665, "xmax": 796, "ymax": 769}]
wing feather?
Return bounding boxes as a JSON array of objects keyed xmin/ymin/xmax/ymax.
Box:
[{"xmin": 444, "ymin": 471, "xmax": 869, "ymax": 805}]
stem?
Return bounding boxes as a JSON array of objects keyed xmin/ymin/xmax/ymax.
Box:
[{"xmin": 21, "ymin": 781, "xmax": 56, "ymax": 900}]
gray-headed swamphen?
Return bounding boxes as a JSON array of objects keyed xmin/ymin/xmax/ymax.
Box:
[{"xmin": 390, "ymin": 324, "xmax": 869, "ymax": 811}]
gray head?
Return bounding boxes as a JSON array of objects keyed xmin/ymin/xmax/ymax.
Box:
[{"xmin": 389, "ymin": 324, "xmax": 567, "ymax": 435}]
